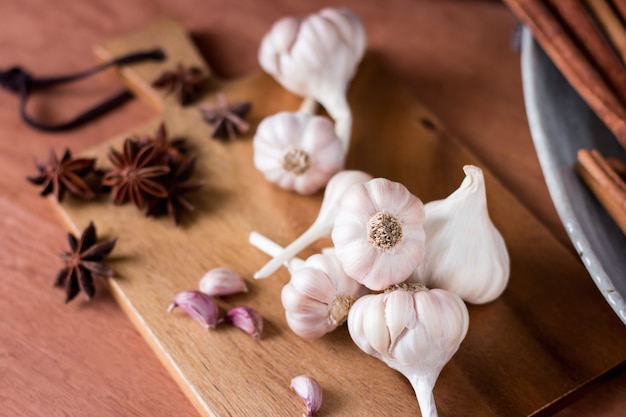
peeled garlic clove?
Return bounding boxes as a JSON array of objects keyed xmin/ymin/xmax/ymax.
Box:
[
  {"xmin": 331, "ymin": 177, "xmax": 426, "ymax": 291},
  {"xmin": 223, "ymin": 306, "xmax": 264, "ymax": 340},
  {"xmin": 290, "ymin": 375, "xmax": 323, "ymax": 417},
  {"xmin": 199, "ymin": 267, "xmax": 248, "ymax": 297},
  {"xmin": 258, "ymin": 8, "xmax": 366, "ymax": 148},
  {"xmin": 168, "ymin": 290, "xmax": 219, "ymax": 329},
  {"xmin": 281, "ymin": 250, "xmax": 368, "ymax": 338},
  {"xmin": 254, "ymin": 170, "xmax": 373, "ymax": 279},
  {"xmin": 407, "ymin": 165, "xmax": 510, "ymax": 304},
  {"xmin": 348, "ymin": 283, "xmax": 469, "ymax": 417},
  {"xmin": 253, "ymin": 111, "xmax": 345, "ymax": 195}
]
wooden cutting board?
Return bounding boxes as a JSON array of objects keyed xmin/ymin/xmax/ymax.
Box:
[{"xmin": 52, "ymin": 19, "xmax": 626, "ymax": 417}]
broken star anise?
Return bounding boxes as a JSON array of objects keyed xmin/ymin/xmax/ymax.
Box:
[
  {"xmin": 27, "ymin": 149, "xmax": 96, "ymax": 202},
  {"xmin": 152, "ymin": 63, "xmax": 207, "ymax": 105},
  {"xmin": 55, "ymin": 222, "xmax": 117, "ymax": 303},
  {"xmin": 102, "ymin": 138, "xmax": 170, "ymax": 209},
  {"xmin": 199, "ymin": 93, "xmax": 252, "ymax": 141},
  {"xmin": 146, "ymin": 155, "xmax": 204, "ymax": 225}
]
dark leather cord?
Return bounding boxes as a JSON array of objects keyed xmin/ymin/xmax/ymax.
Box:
[{"xmin": 0, "ymin": 48, "xmax": 165, "ymax": 132}]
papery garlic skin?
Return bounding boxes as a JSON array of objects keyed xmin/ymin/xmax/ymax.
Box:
[
  {"xmin": 332, "ymin": 178, "xmax": 426, "ymax": 291},
  {"xmin": 407, "ymin": 165, "xmax": 510, "ymax": 304},
  {"xmin": 258, "ymin": 8, "xmax": 366, "ymax": 148},
  {"xmin": 253, "ymin": 111, "xmax": 345, "ymax": 195},
  {"xmin": 199, "ymin": 267, "xmax": 248, "ymax": 297},
  {"xmin": 348, "ymin": 284, "xmax": 469, "ymax": 417},
  {"xmin": 290, "ymin": 375, "xmax": 323, "ymax": 417},
  {"xmin": 254, "ymin": 170, "xmax": 373, "ymax": 279},
  {"xmin": 281, "ymin": 250, "xmax": 368, "ymax": 338},
  {"xmin": 168, "ymin": 290, "xmax": 219, "ymax": 329}
]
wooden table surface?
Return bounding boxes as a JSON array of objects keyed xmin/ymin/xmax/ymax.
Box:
[{"xmin": 0, "ymin": 0, "xmax": 624, "ymax": 416}]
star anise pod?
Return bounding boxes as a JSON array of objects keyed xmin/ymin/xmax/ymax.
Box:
[
  {"xmin": 133, "ymin": 123, "xmax": 189, "ymax": 164},
  {"xmin": 27, "ymin": 149, "xmax": 96, "ymax": 202},
  {"xmin": 102, "ymin": 138, "xmax": 170, "ymax": 209},
  {"xmin": 199, "ymin": 94, "xmax": 252, "ymax": 140},
  {"xmin": 55, "ymin": 222, "xmax": 117, "ymax": 303},
  {"xmin": 152, "ymin": 63, "xmax": 207, "ymax": 105},
  {"xmin": 146, "ymin": 155, "xmax": 204, "ymax": 225}
]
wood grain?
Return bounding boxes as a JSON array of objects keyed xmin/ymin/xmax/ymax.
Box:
[
  {"xmin": 47, "ymin": 19, "xmax": 626, "ymax": 417},
  {"xmin": 2, "ymin": 2, "xmax": 626, "ymax": 417}
]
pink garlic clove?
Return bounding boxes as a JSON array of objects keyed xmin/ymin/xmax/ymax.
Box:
[
  {"xmin": 290, "ymin": 375, "xmax": 323, "ymax": 417},
  {"xmin": 199, "ymin": 267, "xmax": 248, "ymax": 297},
  {"xmin": 167, "ymin": 290, "xmax": 219, "ymax": 329},
  {"xmin": 223, "ymin": 306, "xmax": 264, "ymax": 340}
]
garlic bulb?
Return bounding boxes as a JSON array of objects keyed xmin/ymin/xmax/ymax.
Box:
[
  {"xmin": 281, "ymin": 250, "xmax": 368, "ymax": 338},
  {"xmin": 348, "ymin": 283, "xmax": 469, "ymax": 417},
  {"xmin": 253, "ymin": 111, "xmax": 345, "ymax": 195},
  {"xmin": 331, "ymin": 177, "xmax": 426, "ymax": 291},
  {"xmin": 258, "ymin": 7, "xmax": 366, "ymax": 148},
  {"xmin": 254, "ymin": 170, "xmax": 373, "ymax": 279},
  {"xmin": 407, "ymin": 165, "xmax": 510, "ymax": 304}
]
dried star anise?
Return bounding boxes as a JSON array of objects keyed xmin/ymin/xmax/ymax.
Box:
[
  {"xmin": 152, "ymin": 63, "xmax": 207, "ymax": 105},
  {"xmin": 199, "ymin": 94, "xmax": 252, "ymax": 140},
  {"xmin": 27, "ymin": 149, "xmax": 97, "ymax": 202},
  {"xmin": 102, "ymin": 138, "xmax": 170, "ymax": 209},
  {"xmin": 146, "ymin": 155, "xmax": 204, "ymax": 225},
  {"xmin": 133, "ymin": 123, "xmax": 189, "ymax": 164},
  {"xmin": 55, "ymin": 222, "xmax": 117, "ymax": 303}
]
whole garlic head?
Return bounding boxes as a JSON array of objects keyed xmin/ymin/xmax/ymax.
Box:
[
  {"xmin": 407, "ymin": 165, "xmax": 510, "ymax": 304},
  {"xmin": 253, "ymin": 111, "xmax": 345, "ymax": 195},
  {"xmin": 258, "ymin": 7, "xmax": 366, "ymax": 148},
  {"xmin": 348, "ymin": 283, "xmax": 469, "ymax": 417},
  {"xmin": 281, "ymin": 250, "xmax": 368, "ymax": 338},
  {"xmin": 331, "ymin": 178, "xmax": 426, "ymax": 291}
]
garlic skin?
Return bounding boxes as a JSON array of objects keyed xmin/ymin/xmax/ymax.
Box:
[
  {"xmin": 281, "ymin": 250, "xmax": 368, "ymax": 338},
  {"xmin": 167, "ymin": 290, "xmax": 219, "ymax": 329},
  {"xmin": 253, "ymin": 111, "xmax": 345, "ymax": 195},
  {"xmin": 331, "ymin": 178, "xmax": 426, "ymax": 291},
  {"xmin": 199, "ymin": 267, "xmax": 248, "ymax": 297},
  {"xmin": 258, "ymin": 8, "xmax": 366, "ymax": 148},
  {"xmin": 290, "ymin": 375, "xmax": 323, "ymax": 417},
  {"xmin": 223, "ymin": 306, "xmax": 264, "ymax": 340},
  {"xmin": 407, "ymin": 165, "xmax": 510, "ymax": 304},
  {"xmin": 254, "ymin": 170, "xmax": 373, "ymax": 279},
  {"xmin": 348, "ymin": 283, "xmax": 469, "ymax": 417}
]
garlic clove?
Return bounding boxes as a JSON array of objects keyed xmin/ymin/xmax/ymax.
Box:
[
  {"xmin": 198, "ymin": 267, "xmax": 248, "ymax": 297},
  {"xmin": 254, "ymin": 170, "xmax": 373, "ymax": 279},
  {"xmin": 331, "ymin": 177, "xmax": 426, "ymax": 290},
  {"xmin": 407, "ymin": 165, "xmax": 510, "ymax": 304},
  {"xmin": 290, "ymin": 375, "xmax": 323, "ymax": 417},
  {"xmin": 281, "ymin": 250, "xmax": 368, "ymax": 339},
  {"xmin": 347, "ymin": 283, "xmax": 469, "ymax": 417},
  {"xmin": 253, "ymin": 111, "xmax": 345, "ymax": 195},
  {"xmin": 222, "ymin": 305, "xmax": 264, "ymax": 340},
  {"xmin": 167, "ymin": 290, "xmax": 219, "ymax": 329}
]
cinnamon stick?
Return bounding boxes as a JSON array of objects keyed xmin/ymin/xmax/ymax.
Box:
[
  {"xmin": 607, "ymin": 156, "xmax": 626, "ymax": 179},
  {"xmin": 548, "ymin": 0, "xmax": 626, "ymax": 107},
  {"xmin": 504, "ymin": 0, "xmax": 626, "ymax": 150},
  {"xmin": 575, "ymin": 148, "xmax": 626, "ymax": 235},
  {"xmin": 584, "ymin": 0, "xmax": 626, "ymax": 65}
]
